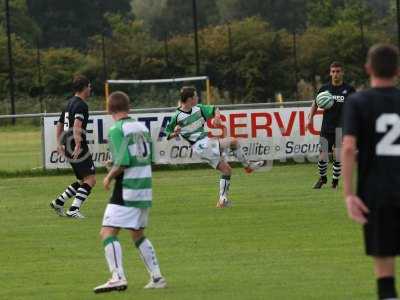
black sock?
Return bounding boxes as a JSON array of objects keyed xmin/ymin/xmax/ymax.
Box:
[
  {"xmin": 55, "ymin": 181, "xmax": 80, "ymax": 206},
  {"xmin": 317, "ymin": 160, "xmax": 328, "ymax": 178},
  {"xmin": 378, "ymin": 277, "xmax": 397, "ymax": 299},
  {"xmin": 332, "ymin": 160, "xmax": 341, "ymax": 180},
  {"xmin": 69, "ymin": 183, "xmax": 92, "ymax": 211}
]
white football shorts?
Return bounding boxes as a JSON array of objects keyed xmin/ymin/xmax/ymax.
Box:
[{"xmin": 102, "ymin": 204, "xmax": 149, "ymax": 230}]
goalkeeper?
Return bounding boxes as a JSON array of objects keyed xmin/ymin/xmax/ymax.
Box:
[
  {"xmin": 165, "ymin": 86, "xmax": 265, "ymax": 208},
  {"xmin": 307, "ymin": 62, "xmax": 355, "ymax": 189}
]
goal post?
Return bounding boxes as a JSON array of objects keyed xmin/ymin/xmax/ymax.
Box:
[{"xmin": 104, "ymin": 76, "xmax": 211, "ymax": 109}]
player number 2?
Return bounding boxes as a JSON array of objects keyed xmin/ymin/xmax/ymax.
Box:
[{"xmin": 376, "ymin": 114, "xmax": 400, "ymax": 156}]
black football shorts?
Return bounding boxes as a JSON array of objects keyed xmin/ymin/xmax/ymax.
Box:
[
  {"xmin": 363, "ymin": 203, "xmax": 400, "ymax": 256},
  {"xmin": 67, "ymin": 150, "xmax": 95, "ymax": 180},
  {"xmin": 319, "ymin": 132, "xmax": 336, "ymax": 154}
]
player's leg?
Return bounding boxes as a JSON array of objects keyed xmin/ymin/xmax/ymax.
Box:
[
  {"xmin": 332, "ymin": 145, "xmax": 341, "ymax": 189},
  {"xmin": 129, "ymin": 228, "xmax": 167, "ymax": 289},
  {"xmin": 220, "ymin": 137, "xmax": 265, "ymax": 173},
  {"xmin": 331, "ymin": 129, "xmax": 342, "ymax": 188},
  {"xmin": 313, "ymin": 134, "xmax": 329, "ymax": 189},
  {"xmin": 365, "ymin": 204, "xmax": 400, "ymax": 300},
  {"xmin": 67, "ymin": 155, "xmax": 96, "ymax": 218},
  {"xmin": 50, "ymin": 180, "xmax": 81, "ymax": 216},
  {"xmin": 216, "ymin": 160, "xmax": 232, "ymax": 208},
  {"xmin": 66, "ymin": 174, "xmax": 96, "ymax": 218},
  {"xmin": 94, "ymin": 226, "xmax": 128, "ymax": 293},
  {"xmin": 374, "ymin": 257, "xmax": 397, "ymax": 300}
]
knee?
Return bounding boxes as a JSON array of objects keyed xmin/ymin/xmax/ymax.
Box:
[
  {"xmin": 225, "ymin": 165, "xmax": 232, "ymax": 175},
  {"xmin": 231, "ymin": 138, "xmax": 238, "ymax": 149},
  {"xmin": 99, "ymin": 228, "xmax": 107, "ymax": 240},
  {"xmin": 219, "ymin": 163, "xmax": 232, "ymax": 176},
  {"xmin": 132, "ymin": 229, "xmax": 144, "ymax": 242},
  {"xmin": 85, "ymin": 176, "xmax": 96, "ymax": 187}
]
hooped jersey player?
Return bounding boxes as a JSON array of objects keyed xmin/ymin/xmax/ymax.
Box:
[{"xmin": 165, "ymin": 104, "xmax": 215, "ymax": 145}]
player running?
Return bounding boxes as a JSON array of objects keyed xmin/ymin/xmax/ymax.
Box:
[
  {"xmin": 165, "ymin": 86, "xmax": 265, "ymax": 208},
  {"xmin": 94, "ymin": 91, "xmax": 166, "ymax": 293},
  {"xmin": 342, "ymin": 44, "xmax": 400, "ymax": 300},
  {"xmin": 50, "ymin": 75, "xmax": 96, "ymax": 218},
  {"xmin": 308, "ymin": 62, "xmax": 355, "ymax": 189}
]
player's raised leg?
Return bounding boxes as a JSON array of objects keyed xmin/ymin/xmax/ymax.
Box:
[
  {"xmin": 94, "ymin": 227, "xmax": 127, "ymax": 293},
  {"xmin": 220, "ymin": 137, "xmax": 265, "ymax": 173},
  {"xmin": 131, "ymin": 229, "xmax": 166, "ymax": 289}
]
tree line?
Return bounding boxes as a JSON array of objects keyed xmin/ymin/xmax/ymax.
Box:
[{"xmin": 0, "ymin": 0, "xmax": 397, "ymax": 110}]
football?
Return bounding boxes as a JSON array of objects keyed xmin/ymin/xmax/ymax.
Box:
[{"xmin": 316, "ymin": 90, "xmax": 334, "ymax": 109}]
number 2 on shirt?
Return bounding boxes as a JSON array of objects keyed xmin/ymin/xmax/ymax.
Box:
[{"xmin": 376, "ymin": 114, "xmax": 400, "ymax": 156}]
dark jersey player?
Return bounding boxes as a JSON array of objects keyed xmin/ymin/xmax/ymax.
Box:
[
  {"xmin": 308, "ymin": 62, "xmax": 355, "ymax": 189},
  {"xmin": 50, "ymin": 75, "xmax": 96, "ymax": 218},
  {"xmin": 342, "ymin": 44, "xmax": 400, "ymax": 300}
]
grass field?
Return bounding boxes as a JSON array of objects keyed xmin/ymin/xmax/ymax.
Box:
[
  {"xmin": 0, "ymin": 164, "xmax": 384, "ymax": 300},
  {"xmin": 0, "ymin": 125, "xmax": 42, "ymax": 172}
]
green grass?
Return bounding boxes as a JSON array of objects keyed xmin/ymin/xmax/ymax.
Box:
[
  {"xmin": 0, "ymin": 164, "xmax": 381, "ymax": 299},
  {"xmin": 0, "ymin": 125, "xmax": 42, "ymax": 171}
]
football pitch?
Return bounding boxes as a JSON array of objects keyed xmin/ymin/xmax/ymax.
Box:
[{"xmin": 0, "ymin": 164, "xmax": 382, "ymax": 300}]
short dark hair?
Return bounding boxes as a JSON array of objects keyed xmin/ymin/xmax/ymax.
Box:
[
  {"xmin": 330, "ymin": 61, "xmax": 343, "ymax": 69},
  {"xmin": 180, "ymin": 86, "xmax": 197, "ymax": 103},
  {"xmin": 108, "ymin": 91, "xmax": 130, "ymax": 114},
  {"xmin": 72, "ymin": 75, "xmax": 90, "ymax": 93},
  {"xmin": 367, "ymin": 44, "xmax": 399, "ymax": 78}
]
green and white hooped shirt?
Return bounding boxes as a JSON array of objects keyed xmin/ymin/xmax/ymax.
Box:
[
  {"xmin": 108, "ymin": 117, "xmax": 152, "ymax": 208},
  {"xmin": 165, "ymin": 104, "xmax": 216, "ymax": 145}
]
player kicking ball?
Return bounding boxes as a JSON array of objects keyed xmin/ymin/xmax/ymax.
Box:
[
  {"xmin": 343, "ymin": 44, "xmax": 400, "ymax": 300},
  {"xmin": 165, "ymin": 86, "xmax": 265, "ymax": 208},
  {"xmin": 94, "ymin": 92, "xmax": 166, "ymax": 293}
]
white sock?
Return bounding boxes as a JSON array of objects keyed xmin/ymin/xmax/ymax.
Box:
[
  {"xmin": 70, "ymin": 183, "xmax": 91, "ymax": 210},
  {"xmin": 135, "ymin": 237, "xmax": 162, "ymax": 280},
  {"xmin": 103, "ymin": 236, "xmax": 125, "ymax": 280},
  {"xmin": 55, "ymin": 182, "xmax": 79, "ymax": 205},
  {"xmin": 232, "ymin": 146, "xmax": 249, "ymax": 167},
  {"xmin": 219, "ymin": 175, "xmax": 231, "ymax": 198}
]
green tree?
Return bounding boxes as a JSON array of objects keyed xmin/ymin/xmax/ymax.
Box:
[
  {"xmin": 133, "ymin": 0, "xmax": 220, "ymax": 38},
  {"xmin": 27, "ymin": 0, "xmax": 132, "ymax": 49},
  {"xmin": 0, "ymin": 0, "xmax": 40, "ymax": 44},
  {"xmin": 307, "ymin": 0, "xmax": 345, "ymax": 27},
  {"xmin": 41, "ymin": 47, "xmax": 88, "ymax": 94}
]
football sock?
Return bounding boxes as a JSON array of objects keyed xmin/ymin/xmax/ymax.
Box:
[
  {"xmin": 135, "ymin": 237, "xmax": 162, "ymax": 280},
  {"xmin": 55, "ymin": 181, "xmax": 80, "ymax": 206},
  {"xmin": 70, "ymin": 183, "xmax": 92, "ymax": 211},
  {"xmin": 332, "ymin": 160, "xmax": 341, "ymax": 180},
  {"xmin": 318, "ymin": 160, "xmax": 328, "ymax": 177},
  {"xmin": 378, "ymin": 277, "xmax": 397, "ymax": 300},
  {"xmin": 219, "ymin": 175, "xmax": 231, "ymax": 198},
  {"xmin": 232, "ymin": 146, "xmax": 249, "ymax": 167},
  {"xmin": 103, "ymin": 236, "xmax": 125, "ymax": 281}
]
